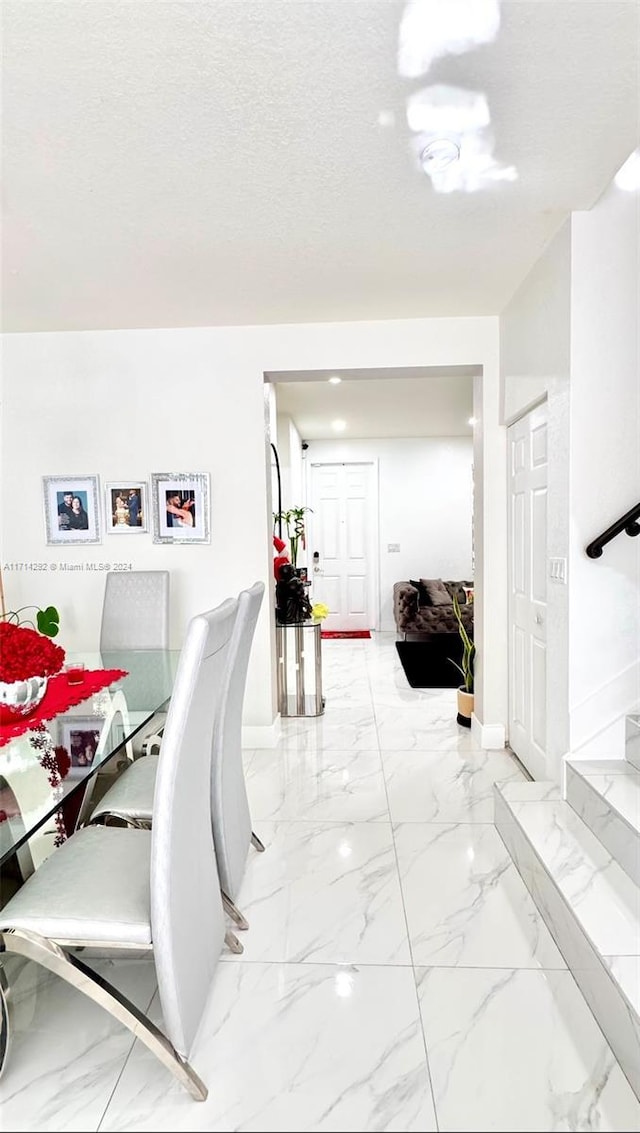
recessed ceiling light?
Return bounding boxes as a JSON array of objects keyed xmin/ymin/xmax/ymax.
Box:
[
  {"xmin": 328, "ymin": 375, "xmax": 342, "ymax": 385},
  {"xmin": 420, "ymin": 138, "xmax": 461, "ymax": 173},
  {"xmin": 468, "ymin": 416, "xmax": 477, "ymax": 426},
  {"xmin": 332, "ymin": 419, "xmax": 347, "ymax": 432}
]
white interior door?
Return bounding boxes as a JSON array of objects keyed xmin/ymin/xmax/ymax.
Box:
[
  {"xmin": 508, "ymin": 403, "xmax": 548, "ymax": 779},
  {"xmin": 308, "ymin": 462, "xmax": 377, "ymax": 632}
]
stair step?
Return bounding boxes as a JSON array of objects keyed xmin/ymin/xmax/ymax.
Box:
[
  {"xmin": 566, "ymin": 759, "xmax": 640, "ymax": 886},
  {"xmin": 494, "ymin": 781, "xmax": 640, "ymax": 1100},
  {"xmin": 626, "ymin": 714, "xmax": 640, "ymax": 772}
]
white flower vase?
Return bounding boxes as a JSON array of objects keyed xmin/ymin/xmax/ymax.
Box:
[{"xmin": 0, "ymin": 675, "xmax": 48, "ymax": 724}]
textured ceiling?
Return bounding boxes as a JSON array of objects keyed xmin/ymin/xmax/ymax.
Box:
[
  {"xmin": 275, "ymin": 371, "xmax": 474, "ymax": 439},
  {"xmin": 2, "ymin": 0, "xmax": 639, "ymax": 332}
]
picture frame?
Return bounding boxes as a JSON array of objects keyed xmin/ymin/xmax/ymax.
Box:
[
  {"xmin": 105, "ymin": 480, "xmax": 148, "ymax": 534},
  {"xmin": 151, "ymin": 472, "xmax": 211, "ymax": 544},
  {"xmin": 57, "ymin": 715, "xmax": 104, "ymax": 779},
  {"xmin": 43, "ymin": 475, "xmax": 101, "ymax": 545}
]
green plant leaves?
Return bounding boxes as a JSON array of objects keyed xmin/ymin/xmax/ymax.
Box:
[
  {"xmin": 36, "ymin": 606, "xmax": 60, "ymax": 638},
  {"xmin": 272, "ymin": 507, "xmax": 313, "ymax": 568},
  {"xmin": 452, "ymin": 592, "xmax": 475, "ymax": 693}
]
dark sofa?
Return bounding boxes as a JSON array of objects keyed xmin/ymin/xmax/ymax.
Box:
[{"xmin": 393, "ymin": 580, "xmax": 474, "ymax": 638}]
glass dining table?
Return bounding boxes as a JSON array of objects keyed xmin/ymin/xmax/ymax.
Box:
[
  {"xmin": 0, "ymin": 649, "xmax": 180, "ymax": 874},
  {"xmin": 0, "ymin": 648, "xmax": 180, "ymax": 1076}
]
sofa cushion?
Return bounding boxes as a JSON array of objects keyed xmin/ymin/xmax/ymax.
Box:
[
  {"xmin": 409, "ymin": 579, "xmax": 431, "ymax": 606},
  {"xmin": 420, "ymin": 578, "xmax": 452, "ymax": 606}
]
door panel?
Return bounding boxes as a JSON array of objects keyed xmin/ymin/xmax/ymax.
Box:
[
  {"xmin": 512, "ymin": 625, "xmax": 527, "ymax": 730},
  {"xmin": 531, "ymin": 639, "xmax": 547, "ymax": 752},
  {"xmin": 508, "ymin": 404, "xmax": 548, "ymax": 779},
  {"xmin": 347, "ymin": 575, "xmax": 367, "ymax": 615},
  {"xmin": 531, "ymin": 488, "xmax": 547, "ymax": 602},
  {"xmin": 346, "ymin": 498, "xmax": 366, "ymax": 559},
  {"xmin": 309, "ymin": 463, "xmax": 376, "ymax": 631}
]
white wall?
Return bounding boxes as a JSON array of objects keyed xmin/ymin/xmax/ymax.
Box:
[
  {"xmin": 306, "ymin": 437, "xmax": 473, "ymax": 631},
  {"xmin": 500, "ymin": 221, "xmax": 572, "ymax": 424},
  {"xmin": 569, "ymin": 177, "xmax": 640, "ymax": 748},
  {"xmin": 2, "ymin": 315, "xmax": 505, "ymax": 737},
  {"xmin": 275, "ymin": 413, "xmax": 304, "ymax": 518},
  {"xmin": 500, "ymin": 172, "xmax": 640, "ymax": 769},
  {"xmin": 500, "ymin": 221, "xmax": 572, "ymax": 776}
]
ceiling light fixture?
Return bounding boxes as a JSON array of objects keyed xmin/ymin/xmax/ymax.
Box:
[
  {"xmin": 328, "ymin": 376, "xmax": 342, "ymax": 384},
  {"xmin": 398, "ymin": 0, "xmax": 501, "ymax": 79},
  {"xmin": 332, "ymin": 419, "xmax": 347, "ymax": 432},
  {"xmin": 420, "ymin": 138, "xmax": 461, "ymax": 172}
]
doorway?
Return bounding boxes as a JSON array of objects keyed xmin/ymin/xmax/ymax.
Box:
[
  {"xmin": 508, "ymin": 402, "xmax": 548, "ymax": 779},
  {"xmin": 307, "ymin": 461, "xmax": 378, "ymax": 632}
]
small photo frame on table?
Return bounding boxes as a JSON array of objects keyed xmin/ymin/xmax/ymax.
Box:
[
  {"xmin": 105, "ymin": 481, "xmax": 148, "ymax": 534},
  {"xmin": 43, "ymin": 475, "xmax": 101, "ymax": 545},
  {"xmin": 57, "ymin": 716, "xmax": 103, "ymax": 778},
  {"xmin": 151, "ymin": 472, "xmax": 210, "ymax": 544}
]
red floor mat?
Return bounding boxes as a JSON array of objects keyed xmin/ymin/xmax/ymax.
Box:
[{"xmin": 320, "ymin": 630, "xmax": 372, "ymax": 639}]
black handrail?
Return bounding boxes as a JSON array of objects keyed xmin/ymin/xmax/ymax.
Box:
[{"xmin": 586, "ymin": 502, "xmax": 640, "ymax": 559}]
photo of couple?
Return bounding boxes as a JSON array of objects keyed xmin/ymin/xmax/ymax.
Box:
[
  {"xmin": 110, "ymin": 487, "xmax": 142, "ymax": 528},
  {"xmin": 151, "ymin": 472, "xmax": 210, "ymax": 544},
  {"xmin": 165, "ymin": 489, "xmax": 196, "ymax": 528},
  {"xmin": 44, "ymin": 475, "xmax": 101, "ymax": 545},
  {"xmin": 57, "ymin": 490, "xmax": 89, "ymax": 531},
  {"xmin": 69, "ymin": 728, "xmax": 100, "ymax": 768}
]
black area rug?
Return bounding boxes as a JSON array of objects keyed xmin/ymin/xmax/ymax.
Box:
[{"xmin": 395, "ymin": 634, "xmax": 465, "ymax": 689}]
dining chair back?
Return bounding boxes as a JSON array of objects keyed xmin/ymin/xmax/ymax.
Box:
[
  {"xmin": 88, "ymin": 583, "xmax": 266, "ymax": 929},
  {"xmin": 100, "ymin": 569, "xmax": 170, "ymax": 651},
  {"xmin": 151, "ymin": 597, "xmax": 238, "ymax": 1054},
  {"xmin": 211, "ymin": 581, "xmax": 265, "ymax": 901},
  {"xmin": 99, "ymin": 570, "xmax": 171, "ymax": 754},
  {"xmin": 0, "ymin": 596, "xmax": 239, "ymax": 1099}
]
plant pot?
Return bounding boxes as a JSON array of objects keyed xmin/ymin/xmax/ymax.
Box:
[
  {"xmin": 0, "ymin": 675, "xmax": 48, "ymax": 724},
  {"xmin": 456, "ymin": 687, "xmax": 474, "ymax": 728}
]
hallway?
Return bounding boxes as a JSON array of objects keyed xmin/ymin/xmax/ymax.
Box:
[{"xmin": 2, "ymin": 634, "xmax": 639, "ymax": 1131}]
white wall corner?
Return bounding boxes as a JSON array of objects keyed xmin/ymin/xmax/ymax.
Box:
[
  {"xmin": 242, "ymin": 715, "xmax": 282, "ymax": 749},
  {"xmin": 471, "ymin": 713, "xmax": 506, "ymax": 750}
]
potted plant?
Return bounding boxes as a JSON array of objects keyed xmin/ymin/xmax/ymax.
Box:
[
  {"xmin": 449, "ymin": 592, "xmax": 476, "ymax": 728},
  {"xmin": 273, "ymin": 506, "xmax": 313, "ymax": 575}
]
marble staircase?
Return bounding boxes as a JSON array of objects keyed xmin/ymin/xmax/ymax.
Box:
[
  {"xmin": 626, "ymin": 713, "xmax": 640, "ymax": 771},
  {"xmin": 494, "ymin": 715, "xmax": 640, "ymax": 1101}
]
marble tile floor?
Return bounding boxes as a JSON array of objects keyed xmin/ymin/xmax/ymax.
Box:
[{"xmin": 1, "ymin": 633, "xmax": 639, "ymax": 1132}]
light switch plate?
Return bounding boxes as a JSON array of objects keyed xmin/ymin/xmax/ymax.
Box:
[{"xmin": 549, "ymin": 557, "xmax": 567, "ymax": 583}]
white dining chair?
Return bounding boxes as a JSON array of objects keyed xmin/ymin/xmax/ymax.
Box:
[
  {"xmin": 0, "ymin": 597, "xmax": 239, "ymax": 1100},
  {"xmin": 211, "ymin": 581, "xmax": 265, "ymax": 927},
  {"xmin": 100, "ymin": 570, "xmax": 171, "ymax": 755},
  {"xmin": 88, "ymin": 582, "xmax": 266, "ymax": 931},
  {"xmin": 100, "ymin": 570, "xmax": 170, "ymax": 652}
]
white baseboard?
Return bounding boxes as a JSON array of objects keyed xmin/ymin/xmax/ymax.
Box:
[
  {"xmin": 471, "ymin": 714, "xmax": 506, "ymax": 750},
  {"xmin": 242, "ymin": 716, "xmax": 282, "ymax": 749}
]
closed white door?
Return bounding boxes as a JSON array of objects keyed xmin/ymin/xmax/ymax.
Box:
[
  {"xmin": 308, "ymin": 462, "xmax": 377, "ymax": 632},
  {"xmin": 508, "ymin": 404, "xmax": 548, "ymax": 779}
]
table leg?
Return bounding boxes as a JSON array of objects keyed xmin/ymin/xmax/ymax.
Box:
[{"xmin": 0, "ymin": 964, "xmax": 10, "ymax": 1079}]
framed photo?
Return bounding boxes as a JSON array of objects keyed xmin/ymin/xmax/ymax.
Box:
[
  {"xmin": 105, "ymin": 481, "xmax": 148, "ymax": 534},
  {"xmin": 57, "ymin": 716, "xmax": 103, "ymax": 778},
  {"xmin": 151, "ymin": 472, "xmax": 210, "ymax": 544},
  {"xmin": 43, "ymin": 475, "xmax": 101, "ymax": 545}
]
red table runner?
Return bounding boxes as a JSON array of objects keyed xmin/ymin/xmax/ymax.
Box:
[{"xmin": 0, "ymin": 668, "xmax": 128, "ymax": 747}]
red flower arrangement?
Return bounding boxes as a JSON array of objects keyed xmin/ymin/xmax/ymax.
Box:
[{"xmin": 0, "ymin": 621, "xmax": 65, "ymax": 683}]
